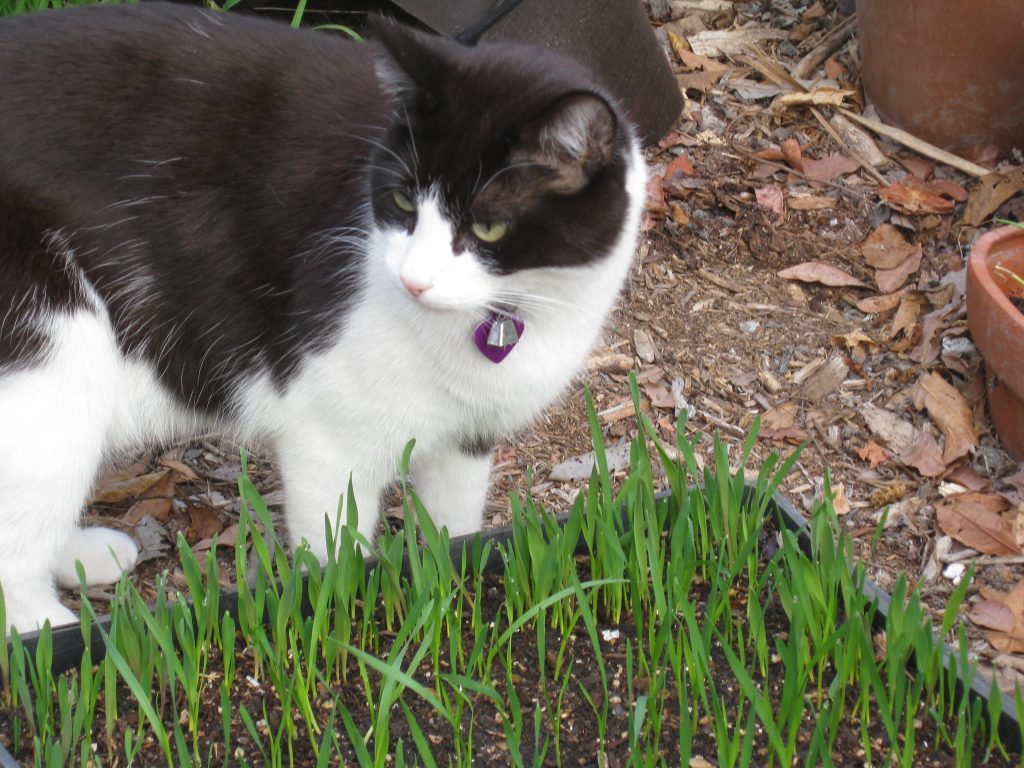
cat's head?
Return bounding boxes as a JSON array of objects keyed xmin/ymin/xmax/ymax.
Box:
[{"xmin": 366, "ymin": 19, "xmax": 644, "ymax": 314}]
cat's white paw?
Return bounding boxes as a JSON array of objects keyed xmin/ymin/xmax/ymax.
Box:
[{"xmin": 56, "ymin": 526, "xmax": 139, "ymax": 588}]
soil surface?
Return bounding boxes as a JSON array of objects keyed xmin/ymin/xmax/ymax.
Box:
[{"xmin": 44, "ymin": 0, "xmax": 1024, "ymax": 718}]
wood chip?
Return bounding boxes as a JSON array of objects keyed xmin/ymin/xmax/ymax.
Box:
[
  {"xmin": 633, "ymin": 328, "xmax": 657, "ymax": 363},
  {"xmin": 687, "ymin": 27, "xmax": 788, "ymax": 58},
  {"xmin": 801, "ymin": 356, "xmax": 849, "ymax": 400}
]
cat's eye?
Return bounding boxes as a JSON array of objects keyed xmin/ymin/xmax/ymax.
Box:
[
  {"xmin": 392, "ymin": 190, "xmax": 416, "ymax": 213},
  {"xmin": 471, "ymin": 221, "xmax": 509, "ymax": 243}
]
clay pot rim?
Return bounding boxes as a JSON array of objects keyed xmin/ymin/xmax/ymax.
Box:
[{"xmin": 967, "ymin": 224, "xmax": 1024, "ymax": 322}]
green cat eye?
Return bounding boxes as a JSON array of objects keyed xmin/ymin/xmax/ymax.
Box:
[
  {"xmin": 392, "ymin": 190, "xmax": 415, "ymax": 213},
  {"xmin": 471, "ymin": 220, "xmax": 508, "ymax": 243}
]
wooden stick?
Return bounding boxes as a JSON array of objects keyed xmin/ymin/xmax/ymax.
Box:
[
  {"xmin": 836, "ymin": 107, "xmax": 992, "ymax": 178},
  {"xmin": 792, "ymin": 14, "xmax": 857, "ymax": 80}
]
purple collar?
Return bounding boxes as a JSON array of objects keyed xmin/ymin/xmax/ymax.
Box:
[{"xmin": 473, "ymin": 308, "xmax": 525, "ymax": 364}]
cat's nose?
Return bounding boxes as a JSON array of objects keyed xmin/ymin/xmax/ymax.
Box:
[{"xmin": 401, "ymin": 275, "xmax": 430, "ymax": 297}]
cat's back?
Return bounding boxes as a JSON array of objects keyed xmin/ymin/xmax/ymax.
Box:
[{"xmin": 0, "ymin": 3, "xmax": 381, "ymax": 161}]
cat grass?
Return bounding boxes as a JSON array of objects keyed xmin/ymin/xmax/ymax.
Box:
[{"xmin": 1, "ymin": 375, "xmax": 1022, "ymax": 766}]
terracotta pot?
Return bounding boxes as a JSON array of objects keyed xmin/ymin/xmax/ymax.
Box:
[
  {"xmin": 856, "ymin": 0, "xmax": 1024, "ymax": 153},
  {"xmin": 967, "ymin": 225, "xmax": 1024, "ymax": 460}
]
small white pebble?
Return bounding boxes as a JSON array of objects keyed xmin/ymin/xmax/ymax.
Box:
[
  {"xmin": 601, "ymin": 628, "xmax": 620, "ymax": 642},
  {"xmin": 943, "ymin": 562, "xmax": 966, "ymax": 584}
]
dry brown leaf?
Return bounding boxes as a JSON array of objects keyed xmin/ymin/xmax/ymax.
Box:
[
  {"xmin": 90, "ymin": 469, "xmax": 172, "ymax": 505},
  {"xmin": 159, "ymin": 458, "xmax": 200, "ymax": 482},
  {"xmin": 644, "ymin": 383, "xmax": 676, "ymax": 409},
  {"xmin": 856, "ymin": 289, "xmax": 910, "ymax": 315},
  {"xmin": 781, "ymin": 138, "xmax": 803, "ymax": 173},
  {"xmin": 969, "ymin": 601, "xmax": 1016, "ymax": 633},
  {"xmin": 976, "ymin": 579, "xmax": 1024, "ymax": 652},
  {"xmin": 759, "ymin": 426, "xmax": 807, "ymax": 445},
  {"xmin": 755, "ymin": 185, "xmax": 785, "ymax": 220},
  {"xmin": 646, "ymin": 173, "xmax": 669, "ymax": 216},
  {"xmin": 946, "ymin": 464, "xmax": 992, "ymax": 492},
  {"xmin": 907, "ymin": 314, "xmax": 947, "ymax": 364},
  {"xmin": 763, "ymin": 401, "xmax": 798, "ymax": 430},
  {"xmin": 831, "ymin": 329, "xmax": 880, "ymax": 361},
  {"xmin": 828, "ymin": 482, "xmax": 851, "ymax": 516},
  {"xmin": 823, "ymin": 55, "xmax": 844, "ymax": 80},
  {"xmin": 879, "ymin": 183, "xmax": 955, "ymax": 214},
  {"xmin": 896, "ymin": 156, "xmax": 936, "ymax": 180},
  {"xmin": 124, "ymin": 496, "xmax": 173, "ymax": 526},
  {"xmin": 860, "ymin": 224, "xmax": 920, "ymax": 270},
  {"xmin": 900, "ymin": 432, "xmax": 946, "ymax": 477},
  {"xmin": 187, "ymin": 507, "xmax": 224, "ymax": 543},
  {"xmin": 962, "ymin": 170, "xmax": 1024, "ymax": 227},
  {"xmin": 891, "ymin": 293, "xmax": 924, "ymax": 337},
  {"xmin": 801, "ymin": 154, "xmax": 860, "ymax": 183},
  {"xmin": 665, "ymin": 152, "xmax": 696, "ymax": 179},
  {"xmin": 875, "ymin": 248, "xmax": 923, "ymax": 293},
  {"xmin": 777, "ymin": 262, "xmax": 868, "ymax": 288},
  {"xmin": 935, "ymin": 493, "xmax": 1018, "ymax": 555},
  {"xmin": 858, "ymin": 441, "xmax": 892, "ymax": 468},
  {"xmin": 912, "ymin": 372, "xmax": 978, "ymax": 464}
]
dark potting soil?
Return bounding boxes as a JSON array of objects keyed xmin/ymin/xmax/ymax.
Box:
[
  {"xmin": 1, "ymin": 569, "xmax": 1013, "ymax": 767},
  {"xmin": 1011, "ymin": 296, "xmax": 1024, "ymax": 317}
]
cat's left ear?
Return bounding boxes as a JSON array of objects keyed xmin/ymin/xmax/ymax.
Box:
[{"xmin": 512, "ymin": 91, "xmax": 619, "ymax": 194}]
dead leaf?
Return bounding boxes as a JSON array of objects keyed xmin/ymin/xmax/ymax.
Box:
[
  {"xmin": 946, "ymin": 464, "xmax": 991, "ymax": 492},
  {"xmin": 90, "ymin": 469, "xmax": 171, "ymax": 504},
  {"xmin": 860, "ymin": 224, "xmax": 920, "ymax": 270},
  {"xmin": 935, "ymin": 493, "xmax": 1018, "ymax": 555},
  {"xmin": 969, "ymin": 601, "xmax": 1016, "ymax": 633},
  {"xmin": 891, "ymin": 293, "xmax": 924, "ymax": 337},
  {"xmin": 755, "ymin": 185, "xmax": 785, "ymax": 221},
  {"xmin": 827, "ymin": 482, "xmax": 851, "ymax": 516},
  {"xmin": 858, "ymin": 441, "xmax": 892, "ymax": 468},
  {"xmin": 763, "ymin": 401, "xmax": 798, "ymax": 430},
  {"xmin": 644, "ymin": 383, "xmax": 676, "ymax": 409},
  {"xmin": 665, "ymin": 152, "xmax": 696, "ymax": 179},
  {"xmin": 777, "ymin": 262, "xmax": 868, "ymax": 288},
  {"xmin": 801, "ymin": 154, "xmax": 860, "ymax": 183},
  {"xmin": 875, "ymin": 248, "xmax": 923, "ymax": 293},
  {"xmin": 187, "ymin": 507, "xmax": 224, "ymax": 543},
  {"xmin": 907, "ymin": 314, "xmax": 947, "ymax": 364},
  {"xmin": 977, "ymin": 580, "xmax": 1024, "ymax": 653},
  {"xmin": 831, "ymin": 329, "xmax": 880, "ymax": 362},
  {"xmin": 125, "ymin": 497, "xmax": 173, "ymax": 526},
  {"xmin": 962, "ymin": 170, "xmax": 1024, "ymax": 227},
  {"xmin": 646, "ymin": 173, "xmax": 669, "ymax": 216},
  {"xmin": 823, "ymin": 55, "xmax": 844, "ymax": 80},
  {"xmin": 781, "ymin": 138, "xmax": 803, "ymax": 173},
  {"xmin": 160, "ymin": 458, "xmax": 200, "ymax": 482},
  {"xmin": 633, "ymin": 328, "xmax": 656, "ymax": 363},
  {"xmin": 896, "ymin": 156, "xmax": 936, "ymax": 180},
  {"xmin": 856, "ymin": 289, "xmax": 910, "ymax": 314},
  {"xmin": 900, "ymin": 432, "xmax": 946, "ymax": 477},
  {"xmin": 879, "ymin": 183, "xmax": 955, "ymax": 215},
  {"xmin": 759, "ymin": 426, "xmax": 808, "ymax": 445},
  {"xmin": 134, "ymin": 514, "xmax": 170, "ymax": 565},
  {"xmin": 912, "ymin": 372, "xmax": 978, "ymax": 464}
]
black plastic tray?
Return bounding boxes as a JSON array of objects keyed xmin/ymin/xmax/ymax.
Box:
[{"xmin": 2, "ymin": 489, "xmax": 1020, "ymax": 766}]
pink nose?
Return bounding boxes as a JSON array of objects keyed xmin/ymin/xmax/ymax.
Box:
[{"xmin": 401, "ymin": 275, "xmax": 430, "ymax": 297}]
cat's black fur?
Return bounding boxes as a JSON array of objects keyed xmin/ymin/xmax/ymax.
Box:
[{"xmin": 0, "ymin": 3, "xmax": 629, "ymax": 411}]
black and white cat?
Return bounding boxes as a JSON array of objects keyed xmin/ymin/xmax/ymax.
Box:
[{"xmin": 0, "ymin": 3, "xmax": 646, "ymax": 634}]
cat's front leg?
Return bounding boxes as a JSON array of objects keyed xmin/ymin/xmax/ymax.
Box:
[
  {"xmin": 410, "ymin": 441, "xmax": 492, "ymax": 538},
  {"xmin": 275, "ymin": 430, "xmax": 390, "ymax": 561}
]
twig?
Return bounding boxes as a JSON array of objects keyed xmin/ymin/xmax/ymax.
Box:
[
  {"xmin": 792, "ymin": 14, "xmax": 857, "ymax": 80},
  {"xmin": 958, "ymin": 555, "xmax": 1024, "ymax": 567},
  {"xmin": 836, "ymin": 107, "xmax": 992, "ymax": 178}
]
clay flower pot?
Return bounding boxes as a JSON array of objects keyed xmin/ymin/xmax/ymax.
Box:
[
  {"xmin": 967, "ymin": 225, "xmax": 1024, "ymax": 460},
  {"xmin": 856, "ymin": 0, "xmax": 1024, "ymax": 153}
]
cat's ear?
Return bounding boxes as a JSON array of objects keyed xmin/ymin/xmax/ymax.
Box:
[
  {"xmin": 369, "ymin": 16, "xmax": 441, "ymax": 103},
  {"xmin": 512, "ymin": 92, "xmax": 619, "ymax": 195}
]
